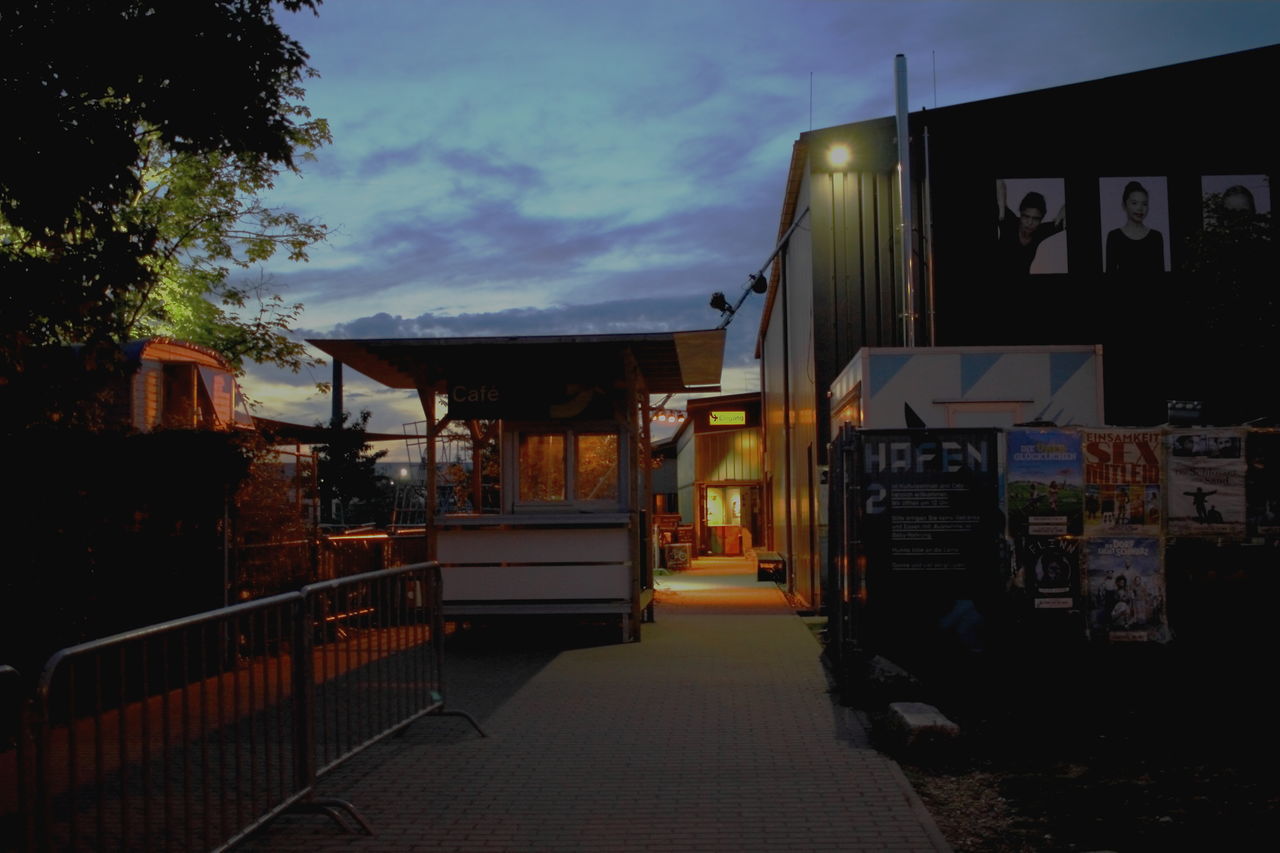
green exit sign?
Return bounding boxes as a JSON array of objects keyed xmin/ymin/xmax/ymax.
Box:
[{"xmin": 709, "ymin": 410, "xmax": 746, "ymax": 426}]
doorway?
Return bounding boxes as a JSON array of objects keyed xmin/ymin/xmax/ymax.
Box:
[{"xmin": 699, "ymin": 484, "xmax": 761, "ymax": 556}]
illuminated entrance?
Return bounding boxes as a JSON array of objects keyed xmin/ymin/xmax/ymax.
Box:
[{"xmin": 700, "ymin": 484, "xmax": 761, "ymax": 556}]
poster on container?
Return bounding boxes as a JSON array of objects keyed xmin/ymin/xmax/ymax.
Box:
[
  {"xmin": 1084, "ymin": 537, "xmax": 1169, "ymax": 642},
  {"xmin": 1014, "ymin": 534, "xmax": 1079, "ymax": 609},
  {"xmin": 1246, "ymin": 430, "xmax": 1280, "ymax": 537},
  {"xmin": 1166, "ymin": 429, "xmax": 1246, "ymax": 536},
  {"xmin": 858, "ymin": 429, "xmax": 1001, "ymax": 573},
  {"xmin": 1006, "ymin": 428, "xmax": 1084, "ymax": 536},
  {"xmin": 1082, "ymin": 429, "xmax": 1163, "ymax": 537}
]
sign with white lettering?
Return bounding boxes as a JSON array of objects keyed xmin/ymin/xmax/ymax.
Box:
[{"xmin": 858, "ymin": 428, "xmax": 1000, "ymax": 573}]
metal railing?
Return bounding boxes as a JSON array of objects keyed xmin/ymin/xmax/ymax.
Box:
[
  {"xmin": 5, "ymin": 562, "xmax": 482, "ymax": 852},
  {"xmin": 233, "ymin": 531, "xmax": 429, "ymax": 599},
  {"xmin": 1, "ymin": 665, "xmax": 33, "ymax": 850}
]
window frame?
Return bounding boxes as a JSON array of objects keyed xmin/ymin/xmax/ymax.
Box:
[{"xmin": 505, "ymin": 422, "xmax": 627, "ymax": 514}]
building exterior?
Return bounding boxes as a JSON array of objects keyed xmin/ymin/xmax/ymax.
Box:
[
  {"xmin": 306, "ymin": 330, "xmax": 725, "ymax": 641},
  {"xmin": 672, "ymin": 393, "xmax": 764, "ymax": 557},
  {"xmin": 757, "ymin": 45, "xmax": 1279, "ymax": 612},
  {"xmin": 117, "ymin": 337, "xmax": 251, "ymax": 432}
]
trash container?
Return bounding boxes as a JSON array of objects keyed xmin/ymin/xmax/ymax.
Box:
[{"xmin": 755, "ymin": 550, "xmax": 785, "ymax": 582}]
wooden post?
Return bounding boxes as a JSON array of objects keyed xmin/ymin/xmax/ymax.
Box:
[
  {"xmin": 622, "ymin": 349, "xmax": 646, "ymax": 641},
  {"xmin": 417, "ymin": 389, "xmax": 438, "ymax": 562}
]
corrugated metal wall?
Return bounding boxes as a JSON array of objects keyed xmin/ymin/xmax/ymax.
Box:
[
  {"xmin": 676, "ymin": 426, "xmax": 696, "ymax": 525},
  {"xmin": 695, "ymin": 428, "xmax": 761, "ymax": 482}
]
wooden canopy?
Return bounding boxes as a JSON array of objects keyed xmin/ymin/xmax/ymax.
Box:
[{"xmin": 305, "ymin": 330, "xmax": 726, "ymax": 395}]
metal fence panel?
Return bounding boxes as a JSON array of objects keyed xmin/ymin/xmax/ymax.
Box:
[
  {"xmin": 32, "ymin": 592, "xmax": 305, "ymax": 852},
  {"xmin": 1, "ymin": 665, "xmax": 33, "ymax": 852},
  {"xmin": 10, "ymin": 562, "xmax": 466, "ymax": 852},
  {"xmin": 299, "ymin": 564, "xmax": 445, "ymax": 779}
]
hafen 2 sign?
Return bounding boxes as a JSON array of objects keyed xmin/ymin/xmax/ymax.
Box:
[{"xmin": 857, "ymin": 429, "xmax": 1001, "ymax": 573}]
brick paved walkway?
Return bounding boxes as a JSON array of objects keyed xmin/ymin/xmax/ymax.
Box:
[{"xmin": 237, "ymin": 558, "xmax": 951, "ymax": 852}]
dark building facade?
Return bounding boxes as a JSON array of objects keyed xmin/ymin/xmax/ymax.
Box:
[{"xmin": 758, "ymin": 45, "xmax": 1278, "ymax": 610}]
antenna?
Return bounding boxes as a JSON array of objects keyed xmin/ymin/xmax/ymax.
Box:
[
  {"xmin": 809, "ymin": 71, "xmax": 813, "ymax": 130},
  {"xmin": 932, "ymin": 50, "xmax": 937, "ymax": 108}
]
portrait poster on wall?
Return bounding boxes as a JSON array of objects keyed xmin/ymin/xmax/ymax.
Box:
[
  {"xmin": 1084, "ymin": 537, "xmax": 1168, "ymax": 643},
  {"xmin": 1246, "ymin": 430, "xmax": 1280, "ymax": 536},
  {"xmin": 1166, "ymin": 429, "xmax": 1246, "ymax": 536},
  {"xmin": 995, "ymin": 178, "xmax": 1068, "ymax": 275},
  {"xmin": 1014, "ymin": 534, "xmax": 1079, "ymax": 609},
  {"xmin": 1006, "ymin": 428, "xmax": 1084, "ymax": 536},
  {"xmin": 1083, "ymin": 428, "xmax": 1163, "ymax": 537},
  {"xmin": 1200, "ymin": 174, "xmax": 1271, "ymax": 223},
  {"xmin": 1099, "ymin": 176, "xmax": 1170, "ymax": 273},
  {"xmin": 857, "ymin": 429, "xmax": 1000, "ymax": 573}
]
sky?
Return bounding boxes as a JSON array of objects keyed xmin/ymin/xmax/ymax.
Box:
[{"xmin": 240, "ymin": 0, "xmax": 1280, "ymax": 460}]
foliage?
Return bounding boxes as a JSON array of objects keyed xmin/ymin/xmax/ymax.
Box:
[
  {"xmin": 4, "ymin": 428, "xmax": 261, "ymax": 675},
  {"xmin": 315, "ymin": 409, "xmax": 391, "ymax": 526},
  {"xmin": 1179, "ymin": 189, "xmax": 1275, "ymax": 348},
  {"xmin": 438, "ymin": 418, "xmax": 502, "ymax": 513},
  {"xmin": 229, "ymin": 435, "xmax": 318, "ymax": 598},
  {"xmin": 121, "ymin": 112, "xmax": 330, "ymax": 375},
  {"xmin": 1174, "ymin": 186, "xmax": 1275, "ymax": 419},
  {"xmin": 0, "ymin": 0, "xmax": 325, "ymax": 431}
]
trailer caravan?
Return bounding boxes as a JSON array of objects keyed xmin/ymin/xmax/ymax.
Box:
[{"xmin": 828, "ymin": 345, "xmax": 1105, "ymax": 434}]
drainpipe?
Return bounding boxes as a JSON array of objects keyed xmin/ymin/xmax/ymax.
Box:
[
  {"xmin": 895, "ymin": 54, "xmax": 917, "ymax": 347},
  {"xmin": 781, "ymin": 248, "xmax": 795, "ymax": 587}
]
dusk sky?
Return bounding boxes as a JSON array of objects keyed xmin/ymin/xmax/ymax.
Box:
[{"xmin": 241, "ymin": 1, "xmax": 1280, "ymax": 459}]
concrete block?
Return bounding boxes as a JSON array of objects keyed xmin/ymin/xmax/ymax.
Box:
[{"xmin": 884, "ymin": 701, "xmax": 961, "ymax": 751}]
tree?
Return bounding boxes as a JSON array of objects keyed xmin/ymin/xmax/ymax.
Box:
[
  {"xmin": 1176, "ymin": 185, "xmax": 1275, "ymax": 421},
  {"xmin": 120, "ymin": 109, "xmax": 330, "ymax": 376},
  {"xmin": 315, "ymin": 410, "xmax": 390, "ymax": 526},
  {"xmin": 0, "ymin": 0, "xmax": 326, "ymax": 429}
]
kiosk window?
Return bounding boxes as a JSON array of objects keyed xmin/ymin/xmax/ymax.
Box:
[
  {"xmin": 516, "ymin": 429, "xmax": 621, "ymax": 509},
  {"xmin": 518, "ymin": 433, "xmax": 566, "ymax": 502},
  {"xmin": 575, "ymin": 433, "xmax": 619, "ymax": 501}
]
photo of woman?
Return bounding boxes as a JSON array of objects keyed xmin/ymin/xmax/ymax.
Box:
[{"xmin": 1100, "ymin": 176, "xmax": 1170, "ymax": 273}]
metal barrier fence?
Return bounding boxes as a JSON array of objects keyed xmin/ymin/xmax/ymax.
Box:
[
  {"xmin": 4, "ymin": 562, "xmax": 481, "ymax": 852},
  {"xmin": 1, "ymin": 665, "xmax": 33, "ymax": 850}
]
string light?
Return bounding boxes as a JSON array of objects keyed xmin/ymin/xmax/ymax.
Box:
[{"xmin": 650, "ymin": 408, "xmax": 687, "ymax": 424}]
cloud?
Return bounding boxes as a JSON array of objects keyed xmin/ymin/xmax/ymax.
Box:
[
  {"xmin": 244, "ymin": 0, "xmax": 1280, "ymax": 444},
  {"xmin": 316, "ymin": 294, "xmax": 726, "ymax": 340},
  {"xmin": 354, "ymin": 140, "xmax": 436, "ymax": 179}
]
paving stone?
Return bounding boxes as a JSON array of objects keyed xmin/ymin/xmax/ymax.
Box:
[{"xmin": 237, "ymin": 559, "xmax": 951, "ymax": 852}]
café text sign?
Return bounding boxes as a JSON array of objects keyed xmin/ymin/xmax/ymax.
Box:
[{"xmin": 448, "ymin": 382, "xmax": 503, "ymax": 418}]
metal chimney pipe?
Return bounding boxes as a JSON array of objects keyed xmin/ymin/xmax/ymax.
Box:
[{"xmin": 895, "ymin": 54, "xmax": 917, "ymax": 346}]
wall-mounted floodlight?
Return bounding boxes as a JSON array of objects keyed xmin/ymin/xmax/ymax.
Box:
[
  {"xmin": 709, "ymin": 206, "xmax": 811, "ymax": 330},
  {"xmin": 827, "ymin": 143, "xmax": 852, "ymax": 169}
]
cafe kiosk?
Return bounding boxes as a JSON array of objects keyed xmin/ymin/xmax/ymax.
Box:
[{"xmin": 307, "ymin": 331, "xmax": 725, "ymax": 641}]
